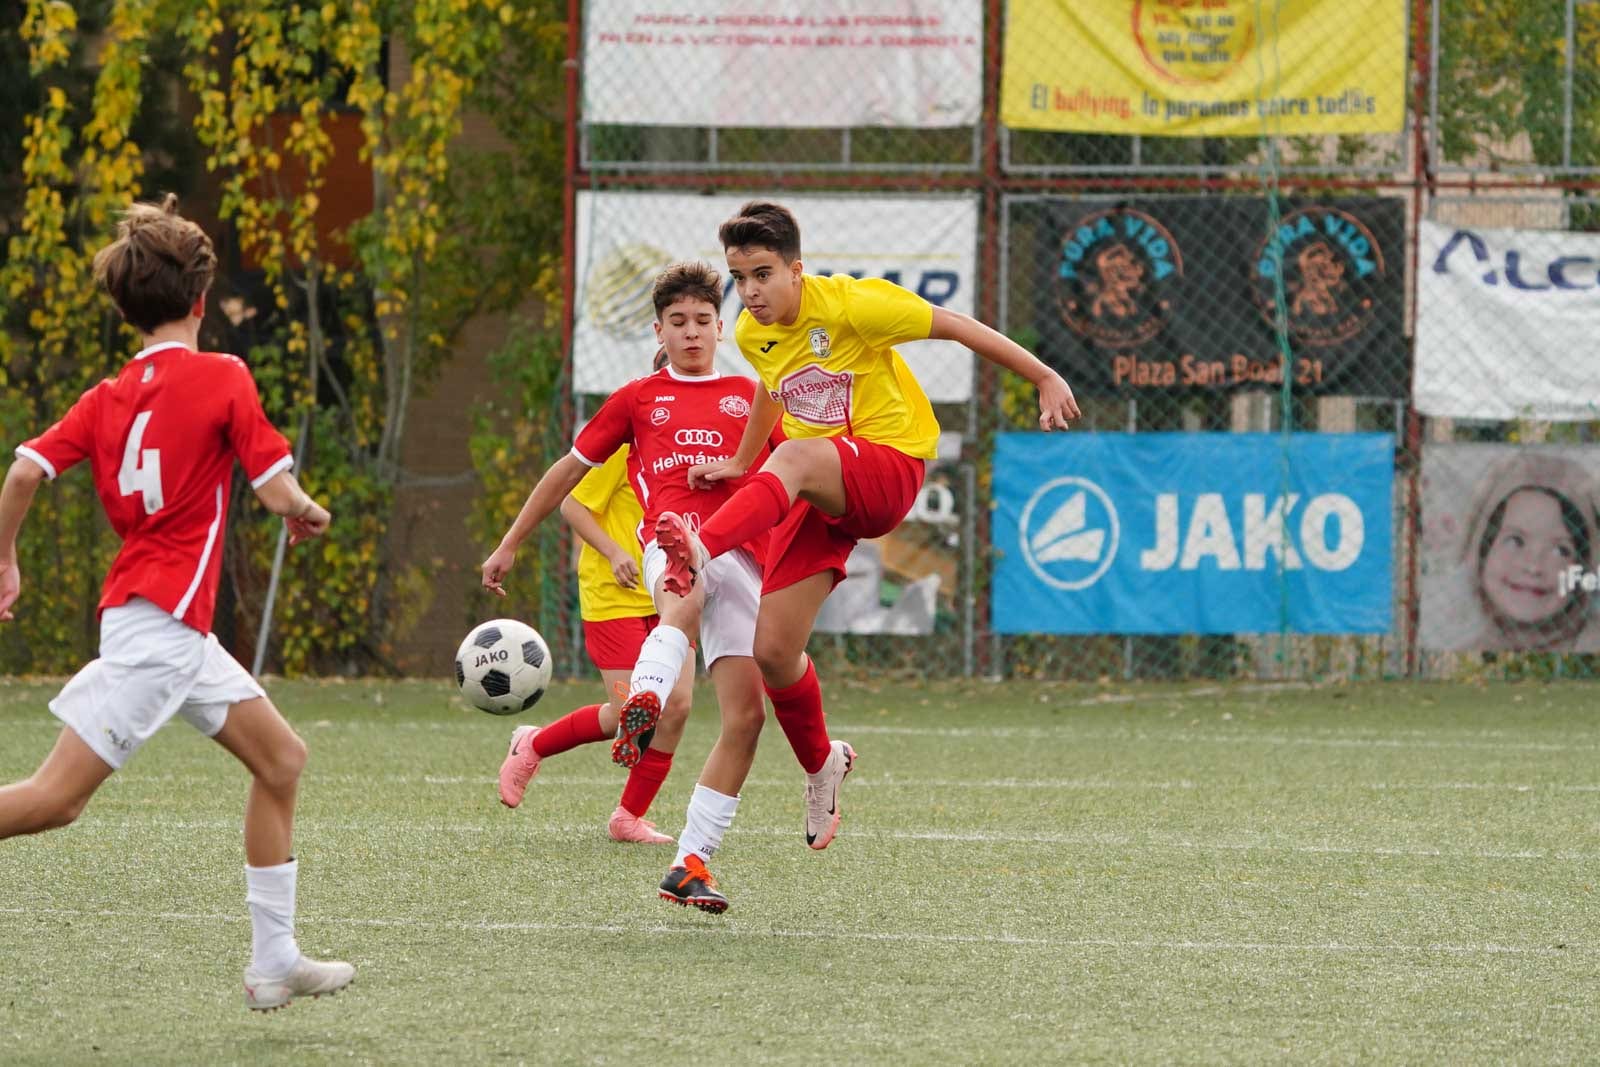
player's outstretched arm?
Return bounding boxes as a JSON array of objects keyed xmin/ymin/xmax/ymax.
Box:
[
  {"xmin": 482, "ymin": 453, "xmax": 592, "ymax": 597},
  {"xmin": 255, "ymin": 470, "xmax": 332, "ymax": 546},
  {"xmin": 688, "ymin": 387, "xmax": 783, "ymax": 489},
  {"xmin": 930, "ymin": 307, "xmax": 1080, "ymax": 430},
  {"xmin": 559, "ymin": 494, "xmax": 638, "ymax": 589},
  {"xmin": 0, "ymin": 457, "xmax": 47, "ymax": 621}
]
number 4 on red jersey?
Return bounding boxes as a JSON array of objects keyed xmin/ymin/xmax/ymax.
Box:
[{"xmin": 16, "ymin": 342, "xmax": 293, "ymax": 633}]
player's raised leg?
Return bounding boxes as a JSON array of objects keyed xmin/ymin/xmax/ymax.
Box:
[
  {"xmin": 213, "ymin": 696, "xmax": 354, "ymax": 1011},
  {"xmin": 754, "ymin": 571, "xmax": 855, "ymax": 850},
  {"xmin": 658, "ymin": 436, "xmax": 845, "ymax": 595}
]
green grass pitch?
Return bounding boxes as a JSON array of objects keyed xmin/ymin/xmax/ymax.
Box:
[{"xmin": 1, "ymin": 677, "xmax": 1597, "ymax": 1064}]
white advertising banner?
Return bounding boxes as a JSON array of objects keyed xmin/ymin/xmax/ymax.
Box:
[
  {"xmin": 573, "ymin": 191, "xmax": 978, "ymax": 402},
  {"xmin": 1415, "ymin": 220, "xmax": 1600, "ymax": 421},
  {"xmin": 580, "ymin": 3, "xmax": 982, "ymax": 128}
]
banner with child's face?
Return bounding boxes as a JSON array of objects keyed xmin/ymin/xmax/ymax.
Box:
[{"xmin": 1420, "ymin": 444, "xmax": 1600, "ymax": 653}]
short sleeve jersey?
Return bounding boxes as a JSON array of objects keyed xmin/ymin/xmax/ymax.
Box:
[
  {"xmin": 572, "ymin": 366, "xmax": 770, "ymax": 540},
  {"xmin": 568, "ymin": 445, "xmax": 654, "ymax": 622},
  {"xmin": 15, "ymin": 342, "xmax": 292, "ymax": 634},
  {"xmin": 733, "ymin": 273, "xmax": 941, "ymax": 459}
]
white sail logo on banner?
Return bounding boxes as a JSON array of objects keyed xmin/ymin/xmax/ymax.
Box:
[{"xmin": 1415, "ymin": 220, "xmax": 1600, "ymax": 421}]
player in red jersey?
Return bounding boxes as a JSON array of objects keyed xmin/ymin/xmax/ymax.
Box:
[
  {"xmin": 0, "ymin": 196, "xmax": 354, "ymax": 1011},
  {"xmin": 656, "ymin": 201, "xmax": 1079, "ymax": 853},
  {"xmin": 493, "ymin": 349, "xmax": 687, "ymax": 845},
  {"xmin": 482, "ymin": 262, "xmax": 774, "ymax": 912}
]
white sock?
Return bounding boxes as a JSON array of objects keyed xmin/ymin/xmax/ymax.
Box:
[
  {"xmin": 245, "ymin": 858, "xmax": 301, "ymax": 977},
  {"xmin": 674, "ymin": 783, "xmax": 740, "ymax": 867},
  {"xmin": 630, "ymin": 624, "xmax": 690, "ymax": 707}
]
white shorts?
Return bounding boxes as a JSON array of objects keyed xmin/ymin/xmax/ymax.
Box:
[
  {"xmin": 642, "ymin": 541, "xmax": 761, "ymax": 668},
  {"xmin": 50, "ymin": 597, "xmax": 265, "ymax": 770}
]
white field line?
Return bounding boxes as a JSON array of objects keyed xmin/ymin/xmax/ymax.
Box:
[
  {"xmin": 39, "ymin": 815, "xmax": 1600, "ymax": 863},
  {"xmin": 0, "ymin": 904, "xmax": 1582, "ymax": 957},
  {"xmin": 3, "ymin": 715, "xmax": 1591, "ymax": 753},
  {"xmin": 102, "ymin": 771, "xmax": 1600, "ymax": 794}
]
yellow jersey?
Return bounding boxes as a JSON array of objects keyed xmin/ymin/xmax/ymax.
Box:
[
  {"xmin": 733, "ymin": 273, "xmax": 941, "ymax": 459},
  {"xmin": 569, "ymin": 446, "xmax": 654, "ymax": 622}
]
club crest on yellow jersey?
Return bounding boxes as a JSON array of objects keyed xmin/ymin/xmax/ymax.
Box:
[{"xmin": 808, "ymin": 327, "xmax": 832, "ymax": 359}]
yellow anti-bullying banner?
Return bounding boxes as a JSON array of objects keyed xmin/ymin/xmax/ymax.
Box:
[{"xmin": 1001, "ymin": 0, "xmax": 1406, "ymax": 137}]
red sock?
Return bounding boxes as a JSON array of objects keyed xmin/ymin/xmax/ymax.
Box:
[
  {"xmin": 532, "ymin": 704, "xmax": 606, "ymax": 758},
  {"xmin": 619, "ymin": 747, "xmax": 674, "ymax": 817},
  {"xmin": 766, "ymin": 659, "xmax": 831, "ymax": 774},
  {"xmin": 699, "ymin": 471, "xmax": 791, "ymax": 559}
]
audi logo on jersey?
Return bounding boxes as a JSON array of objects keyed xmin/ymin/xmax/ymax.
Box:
[{"xmin": 673, "ymin": 428, "xmax": 724, "ymax": 447}]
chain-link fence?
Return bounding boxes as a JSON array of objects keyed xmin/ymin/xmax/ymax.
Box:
[{"xmin": 539, "ymin": 0, "xmax": 1600, "ymax": 683}]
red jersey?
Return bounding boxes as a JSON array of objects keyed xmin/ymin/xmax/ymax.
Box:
[
  {"xmin": 16, "ymin": 341, "xmax": 292, "ymax": 634},
  {"xmin": 573, "ymin": 366, "xmax": 774, "ymax": 544}
]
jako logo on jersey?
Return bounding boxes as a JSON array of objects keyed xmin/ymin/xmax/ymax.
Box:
[
  {"xmin": 1019, "ymin": 477, "xmax": 1120, "ymax": 591},
  {"xmin": 808, "ymin": 327, "xmax": 832, "ymax": 359},
  {"xmin": 650, "ymin": 407, "xmax": 671, "ymax": 426},
  {"xmin": 674, "ymin": 428, "xmax": 724, "ymax": 447},
  {"xmin": 653, "ymin": 394, "xmax": 676, "ymax": 402},
  {"xmin": 719, "ymin": 395, "xmax": 750, "ymax": 418}
]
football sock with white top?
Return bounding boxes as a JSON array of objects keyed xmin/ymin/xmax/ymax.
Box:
[
  {"xmin": 675, "ymin": 783, "xmax": 740, "ymax": 867},
  {"xmin": 629, "ymin": 624, "xmax": 690, "ymax": 708},
  {"xmin": 245, "ymin": 858, "xmax": 301, "ymax": 978}
]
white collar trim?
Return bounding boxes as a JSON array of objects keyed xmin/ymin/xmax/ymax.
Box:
[
  {"xmin": 665, "ymin": 364, "xmax": 720, "ymax": 382},
  {"xmin": 135, "ymin": 340, "xmax": 191, "ymax": 360}
]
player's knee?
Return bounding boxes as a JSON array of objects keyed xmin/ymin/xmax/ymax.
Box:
[
  {"xmin": 724, "ymin": 699, "xmax": 765, "ymax": 748},
  {"xmin": 662, "ymin": 690, "xmax": 692, "ymax": 725},
  {"xmin": 767, "ymin": 438, "xmax": 826, "ymax": 479},
  {"xmin": 26, "ymin": 782, "xmax": 88, "ymax": 831},
  {"xmin": 258, "ymin": 732, "xmax": 307, "ymax": 790},
  {"xmin": 752, "ymin": 638, "xmax": 800, "ymax": 683},
  {"xmin": 658, "ymin": 597, "xmax": 697, "ymax": 628},
  {"xmin": 772, "ymin": 436, "xmax": 828, "ymax": 463}
]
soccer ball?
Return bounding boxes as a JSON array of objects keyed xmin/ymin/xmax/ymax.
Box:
[{"xmin": 454, "ymin": 618, "xmax": 552, "ymax": 715}]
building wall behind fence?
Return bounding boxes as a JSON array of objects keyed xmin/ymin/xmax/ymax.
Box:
[{"xmin": 528, "ymin": 0, "xmax": 1600, "ymax": 683}]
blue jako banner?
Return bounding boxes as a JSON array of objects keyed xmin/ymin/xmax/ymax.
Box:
[{"xmin": 991, "ymin": 432, "xmax": 1394, "ymax": 634}]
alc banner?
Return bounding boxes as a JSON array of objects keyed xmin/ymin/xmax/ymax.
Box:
[
  {"xmin": 991, "ymin": 433, "xmax": 1395, "ymax": 635},
  {"xmin": 1000, "ymin": 0, "xmax": 1406, "ymax": 137},
  {"xmin": 582, "ymin": 3, "xmax": 982, "ymax": 128},
  {"xmin": 1414, "ymin": 221, "xmax": 1600, "ymax": 421},
  {"xmin": 1028, "ymin": 197, "xmax": 1407, "ymax": 397}
]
